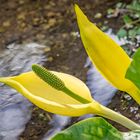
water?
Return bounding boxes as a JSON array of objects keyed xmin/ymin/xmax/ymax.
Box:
[{"xmin": 0, "ymin": 43, "xmax": 47, "ymax": 140}]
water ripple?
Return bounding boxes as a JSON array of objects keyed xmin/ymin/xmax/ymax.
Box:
[{"xmin": 0, "ymin": 43, "xmax": 47, "ymax": 140}]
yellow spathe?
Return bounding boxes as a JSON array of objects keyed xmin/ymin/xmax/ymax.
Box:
[
  {"xmin": 0, "ymin": 70, "xmax": 139, "ymax": 130},
  {"xmin": 75, "ymin": 4, "xmax": 140, "ymax": 104},
  {"xmin": 0, "ymin": 71, "xmax": 93, "ymax": 116}
]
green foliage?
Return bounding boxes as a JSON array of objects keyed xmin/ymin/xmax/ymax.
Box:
[
  {"xmin": 51, "ymin": 117, "xmax": 123, "ymax": 140},
  {"xmin": 116, "ymin": 0, "xmax": 140, "ymax": 44},
  {"xmin": 127, "ymin": 0, "xmax": 140, "ymax": 14},
  {"xmin": 117, "ymin": 28, "xmax": 127, "ymax": 38},
  {"xmin": 125, "ymin": 48, "xmax": 140, "ymax": 89},
  {"xmin": 51, "ymin": 117, "xmax": 140, "ymax": 140},
  {"xmin": 123, "ymin": 15, "xmax": 132, "ymax": 26}
]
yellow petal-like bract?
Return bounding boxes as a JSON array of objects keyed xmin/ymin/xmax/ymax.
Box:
[
  {"xmin": 0, "ymin": 71, "xmax": 93, "ymax": 116},
  {"xmin": 0, "ymin": 70, "xmax": 139, "ymax": 130},
  {"xmin": 75, "ymin": 4, "xmax": 140, "ymax": 104}
]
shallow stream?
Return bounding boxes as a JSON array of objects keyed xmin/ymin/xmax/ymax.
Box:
[{"xmin": 0, "ymin": 43, "xmax": 47, "ymax": 140}]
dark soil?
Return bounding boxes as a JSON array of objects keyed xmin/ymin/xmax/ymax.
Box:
[{"xmin": 0, "ymin": 0, "xmax": 139, "ymax": 140}]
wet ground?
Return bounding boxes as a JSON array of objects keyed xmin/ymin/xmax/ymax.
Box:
[{"xmin": 0, "ymin": 0, "xmax": 139, "ymax": 140}]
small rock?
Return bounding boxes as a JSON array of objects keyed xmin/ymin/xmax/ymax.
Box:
[
  {"xmin": 20, "ymin": 22, "xmax": 26, "ymax": 28},
  {"xmin": 130, "ymin": 106, "xmax": 138, "ymax": 113},
  {"xmin": 17, "ymin": 12, "xmax": 26, "ymax": 20},
  {"xmin": 0, "ymin": 27, "xmax": 5, "ymax": 33},
  {"xmin": 47, "ymin": 57, "xmax": 53, "ymax": 62},
  {"xmin": 123, "ymin": 94, "xmax": 132, "ymax": 101},
  {"xmin": 44, "ymin": 47, "xmax": 51, "ymax": 52},
  {"xmin": 56, "ymin": 54, "xmax": 60, "ymax": 57},
  {"xmin": 3, "ymin": 21, "xmax": 11, "ymax": 27},
  {"xmin": 94, "ymin": 13, "xmax": 102, "ymax": 19},
  {"xmin": 71, "ymin": 31, "xmax": 80, "ymax": 38},
  {"xmin": 19, "ymin": 0, "xmax": 25, "ymax": 4},
  {"xmin": 62, "ymin": 33, "xmax": 68, "ymax": 38},
  {"xmin": 42, "ymin": 24, "xmax": 50, "ymax": 30},
  {"xmin": 36, "ymin": 34, "xmax": 46, "ymax": 40},
  {"xmin": 61, "ymin": 66, "xmax": 69, "ymax": 71},
  {"xmin": 47, "ymin": 12, "xmax": 56, "ymax": 17},
  {"xmin": 32, "ymin": 17, "xmax": 40, "ymax": 26},
  {"xmin": 48, "ymin": 18, "xmax": 56, "ymax": 27}
]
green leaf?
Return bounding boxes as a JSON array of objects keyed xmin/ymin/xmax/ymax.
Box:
[
  {"xmin": 136, "ymin": 27, "xmax": 140, "ymax": 35},
  {"xmin": 123, "ymin": 130, "xmax": 140, "ymax": 140},
  {"xmin": 116, "ymin": 2, "xmax": 123, "ymax": 8},
  {"xmin": 128, "ymin": 29, "xmax": 137, "ymax": 38},
  {"xmin": 51, "ymin": 117, "xmax": 123, "ymax": 140},
  {"xmin": 123, "ymin": 15, "xmax": 132, "ymax": 24},
  {"xmin": 117, "ymin": 29, "xmax": 127, "ymax": 38},
  {"xmin": 127, "ymin": 0, "xmax": 140, "ymax": 11},
  {"xmin": 125, "ymin": 48, "xmax": 140, "ymax": 89}
]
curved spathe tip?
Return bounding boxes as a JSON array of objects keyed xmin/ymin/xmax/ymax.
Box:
[{"xmin": 74, "ymin": 4, "xmax": 92, "ymax": 29}]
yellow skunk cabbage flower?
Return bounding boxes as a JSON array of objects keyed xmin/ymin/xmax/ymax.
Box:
[
  {"xmin": 0, "ymin": 70, "xmax": 93, "ymax": 116},
  {"xmin": 0, "ymin": 64, "xmax": 139, "ymax": 130},
  {"xmin": 75, "ymin": 4, "xmax": 140, "ymax": 104}
]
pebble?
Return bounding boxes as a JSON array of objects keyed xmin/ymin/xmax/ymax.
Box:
[
  {"xmin": 3, "ymin": 21, "xmax": 11, "ymax": 27},
  {"xmin": 94, "ymin": 13, "xmax": 102, "ymax": 19}
]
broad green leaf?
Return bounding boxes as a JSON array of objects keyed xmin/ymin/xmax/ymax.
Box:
[
  {"xmin": 123, "ymin": 15, "xmax": 132, "ymax": 24},
  {"xmin": 117, "ymin": 28, "xmax": 127, "ymax": 38},
  {"xmin": 127, "ymin": 0, "xmax": 140, "ymax": 11},
  {"xmin": 136, "ymin": 27, "xmax": 140, "ymax": 35},
  {"xmin": 125, "ymin": 48, "xmax": 140, "ymax": 89},
  {"xmin": 123, "ymin": 130, "xmax": 140, "ymax": 140},
  {"xmin": 51, "ymin": 117, "xmax": 123, "ymax": 140},
  {"xmin": 128, "ymin": 27, "xmax": 140, "ymax": 39},
  {"xmin": 128, "ymin": 29, "xmax": 137, "ymax": 39}
]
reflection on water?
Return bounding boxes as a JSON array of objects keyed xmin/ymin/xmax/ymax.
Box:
[{"xmin": 0, "ymin": 43, "xmax": 47, "ymax": 140}]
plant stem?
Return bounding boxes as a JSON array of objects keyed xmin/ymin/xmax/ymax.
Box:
[
  {"xmin": 121, "ymin": 18, "xmax": 140, "ymax": 29},
  {"xmin": 90, "ymin": 101, "xmax": 140, "ymax": 130},
  {"xmin": 63, "ymin": 87, "xmax": 91, "ymax": 104}
]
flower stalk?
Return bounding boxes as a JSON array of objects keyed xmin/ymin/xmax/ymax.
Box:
[
  {"xmin": 32, "ymin": 64, "xmax": 140, "ymax": 130},
  {"xmin": 90, "ymin": 102, "xmax": 140, "ymax": 130}
]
